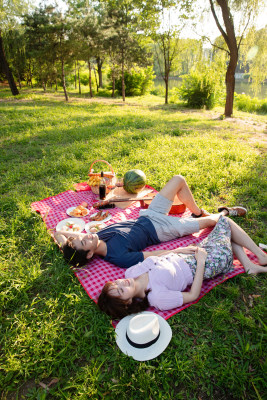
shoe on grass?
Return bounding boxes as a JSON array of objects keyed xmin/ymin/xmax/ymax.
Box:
[
  {"xmin": 191, "ymin": 208, "xmax": 210, "ymax": 218},
  {"xmin": 218, "ymin": 206, "xmax": 247, "ymax": 217}
]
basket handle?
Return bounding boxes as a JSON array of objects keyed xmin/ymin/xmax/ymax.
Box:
[{"xmin": 89, "ymin": 159, "xmax": 115, "ymax": 175}]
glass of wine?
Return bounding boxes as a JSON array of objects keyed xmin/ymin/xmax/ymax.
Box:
[{"xmin": 115, "ymin": 177, "xmax": 124, "ymax": 195}]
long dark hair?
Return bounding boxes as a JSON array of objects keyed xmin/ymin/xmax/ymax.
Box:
[
  {"xmin": 62, "ymin": 238, "xmax": 88, "ymax": 267},
  {"xmin": 98, "ymin": 281, "xmax": 151, "ymax": 320}
]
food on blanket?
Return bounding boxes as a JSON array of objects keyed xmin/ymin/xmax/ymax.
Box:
[
  {"xmin": 123, "ymin": 169, "xmax": 146, "ymax": 194},
  {"xmin": 90, "ymin": 211, "xmax": 109, "ymax": 221},
  {"xmin": 88, "ymin": 223, "xmax": 105, "ymax": 233},
  {"xmin": 88, "ymin": 176, "xmax": 101, "ymax": 186},
  {"xmin": 61, "ymin": 221, "xmax": 82, "ymax": 232},
  {"xmin": 69, "ymin": 205, "xmax": 88, "ymax": 217},
  {"xmin": 80, "ymin": 201, "xmax": 88, "ymax": 208}
]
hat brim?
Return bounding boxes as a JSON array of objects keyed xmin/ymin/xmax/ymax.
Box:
[{"xmin": 115, "ymin": 312, "xmax": 172, "ymax": 361}]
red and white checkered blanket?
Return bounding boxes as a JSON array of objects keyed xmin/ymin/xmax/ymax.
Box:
[{"xmin": 31, "ymin": 185, "xmax": 254, "ymax": 326}]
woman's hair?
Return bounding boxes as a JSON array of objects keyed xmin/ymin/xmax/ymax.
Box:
[
  {"xmin": 98, "ymin": 281, "xmax": 150, "ymax": 320},
  {"xmin": 62, "ymin": 238, "xmax": 88, "ymax": 267}
]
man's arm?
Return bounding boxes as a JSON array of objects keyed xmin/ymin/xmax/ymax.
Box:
[{"xmin": 53, "ymin": 231, "xmax": 87, "ymax": 248}]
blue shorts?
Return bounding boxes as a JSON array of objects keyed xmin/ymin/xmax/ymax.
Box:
[{"xmin": 139, "ymin": 193, "xmax": 200, "ymax": 242}]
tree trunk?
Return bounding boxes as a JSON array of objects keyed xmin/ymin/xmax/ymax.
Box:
[
  {"xmin": 56, "ymin": 79, "xmax": 58, "ymax": 91},
  {"xmin": 42, "ymin": 81, "xmax": 46, "ymax": 92},
  {"xmin": 209, "ymin": 0, "xmax": 239, "ymax": 117},
  {"xmin": 224, "ymin": 53, "xmax": 238, "ymax": 117},
  {"xmin": 88, "ymin": 60, "xmax": 93, "ymax": 98},
  {"xmin": 112, "ymin": 69, "xmax": 115, "ymax": 98},
  {"xmin": 28, "ymin": 60, "xmax": 33, "ymax": 88},
  {"xmin": 74, "ymin": 61, "xmax": 77, "ymax": 89},
  {"xmin": 93, "ymin": 67, "xmax": 99, "ymax": 92},
  {"xmin": 78, "ymin": 67, "xmax": 81, "ymax": 94},
  {"xmin": 0, "ymin": 32, "xmax": 19, "ymax": 95},
  {"xmin": 164, "ymin": 75, "xmax": 169, "ymax": 104},
  {"xmin": 97, "ymin": 57, "xmax": 103, "ymax": 88},
  {"xmin": 121, "ymin": 50, "xmax": 125, "ymax": 102},
  {"xmin": 61, "ymin": 59, "xmax": 68, "ymax": 101}
]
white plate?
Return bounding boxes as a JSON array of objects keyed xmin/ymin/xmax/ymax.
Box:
[
  {"xmin": 85, "ymin": 221, "xmax": 106, "ymax": 234},
  {"xmin": 66, "ymin": 206, "xmax": 89, "ymax": 218},
  {"xmin": 56, "ymin": 218, "xmax": 85, "ymax": 233},
  {"xmin": 89, "ymin": 212, "xmax": 112, "ymax": 223}
]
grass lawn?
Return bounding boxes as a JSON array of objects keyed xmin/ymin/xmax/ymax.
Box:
[{"xmin": 0, "ymin": 87, "xmax": 266, "ymax": 399}]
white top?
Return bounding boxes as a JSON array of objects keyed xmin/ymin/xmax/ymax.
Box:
[{"xmin": 125, "ymin": 253, "xmax": 193, "ymax": 311}]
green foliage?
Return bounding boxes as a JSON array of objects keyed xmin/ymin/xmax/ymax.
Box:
[
  {"xmin": 111, "ymin": 66, "xmax": 155, "ymax": 96},
  {"xmin": 178, "ymin": 68, "xmax": 223, "ymax": 109},
  {"xmin": 150, "ymin": 85, "xmax": 165, "ymax": 96},
  {"xmin": 234, "ymin": 93, "xmax": 267, "ymax": 114}
]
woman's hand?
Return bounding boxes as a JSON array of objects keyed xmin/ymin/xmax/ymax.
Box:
[
  {"xmin": 182, "ymin": 247, "xmax": 207, "ymax": 305},
  {"xmin": 173, "ymin": 246, "xmax": 198, "ymax": 254},
  {"xmin": 194, "ymin": 247, "xmax": 207, "ymax": 263}
]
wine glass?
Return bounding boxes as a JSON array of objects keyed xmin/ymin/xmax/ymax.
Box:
[{"xmin": 115, "ymin": 177, "xmax": 124, "ymax": 195}]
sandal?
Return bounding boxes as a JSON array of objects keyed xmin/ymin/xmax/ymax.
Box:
[
  {"xmin": 191, "ymin": 208, "xmax": 210, "ymax": 218},
  {"xmin": 218, "ymin": 206, "xmax": 247, "ymax": 217}
]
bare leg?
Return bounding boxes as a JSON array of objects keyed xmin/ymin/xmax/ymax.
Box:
[
  {"xmin": 232, "ymin": 243, "xmax": 267, "ymax": 274},
  {"xmin": 197, "ymin": 214, "xmax": 221, "ymax": 229},
  {"xmin": 228, "ymin": 218, "xmax": 267, "ymax": 265},
  {"xmin": 159, "ymin": 175, "xmax": 203, "ymax": 215}
]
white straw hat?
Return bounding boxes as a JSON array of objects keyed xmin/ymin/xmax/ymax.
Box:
[{"xmin": 115, "ymin": 312, "xmax": 172, "ymax": 361}]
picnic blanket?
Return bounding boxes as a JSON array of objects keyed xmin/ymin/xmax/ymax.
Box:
[{"xmin": 31, "ymin": 185, "xmax": 256, "ymax": 326}]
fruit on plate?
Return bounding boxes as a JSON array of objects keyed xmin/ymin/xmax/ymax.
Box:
[
  {"xmin": 62, "ymin": 222, "xmax": 81, "ymax": 232},
  {"xmin": 69, "ymin": 205, "xmax": 88, "ymax": 217},
  {"xmin": 123, "ymin": 169, "xmax": 146, "ymax": 194},
  {"xmin": 88, "ymin": 176, "xmax": 101, "ymax": 186}
]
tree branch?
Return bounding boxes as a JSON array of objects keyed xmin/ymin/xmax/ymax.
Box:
[
  {"xmin": 202, "ymin": 34, "xmax": 230, "ymax": 55},
  {"xmin": 154, "ymin": 43, "xmax": 164, "ymax": 80},
  {"xmin": 208, "ymin": 0, "xmax": 229, "ymax": 47},
  {"xmin": 238, "ymin": 10, "xmax": 252, "ymax": 50}
]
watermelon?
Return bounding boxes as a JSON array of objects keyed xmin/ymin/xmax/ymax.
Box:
[{"xmin": 123, "ymin": 169, "xmax": 146, "ymax": 194}]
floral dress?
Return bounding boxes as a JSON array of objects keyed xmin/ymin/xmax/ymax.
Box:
[{"xmin": 179, "ymin": 216, "xmax": 234, "ymax": 279}]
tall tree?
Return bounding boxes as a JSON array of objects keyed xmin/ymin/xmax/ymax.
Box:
[
  {"xmin": 105, "ymin": 0, "xmax": 151, "ymax": 101},
  {"xmin": 24, "ymin": 6, "xmax": 73, "ymax": 101},
  {"xmin": 3, "ymin": 28, "xmax": 27, "ymax": 88},
  {"xmin": 207, "ymin": 0, "xmax": 262, "ymax": 116},
  {"xmin": 153, "ymin": 4, "xmax": 185, "ymax": 104},
  {"xmin": 0, "ymin": 0, "xmax": 28, "ymax": 95}
]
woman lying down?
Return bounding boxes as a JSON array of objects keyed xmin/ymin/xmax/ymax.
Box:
[{"xmin": 98, "ymin": 216, "xmax": 267, "ymax": 320}]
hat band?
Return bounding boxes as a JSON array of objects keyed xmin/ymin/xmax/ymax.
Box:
[{"xmin": 126, "ymin": 331, "xmax": 160, "ymax": 349}]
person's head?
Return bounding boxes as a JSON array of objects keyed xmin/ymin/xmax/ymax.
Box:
[
  {"xmin": 62, "ymin": 233, "xmax": 99, "ymax": 267},
  {"xmin": 98, "ymin": 279, "xmax": 150, "ymax": 320}
]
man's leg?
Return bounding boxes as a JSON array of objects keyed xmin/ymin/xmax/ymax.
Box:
[{"xmin": 159, "ymin": 175, "xmax": 205, "ymax": 216}]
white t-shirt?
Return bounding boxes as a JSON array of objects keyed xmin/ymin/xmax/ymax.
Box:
[{"xmin": 125, "ymin": 253, "xmax": 193, "ymax": 311}]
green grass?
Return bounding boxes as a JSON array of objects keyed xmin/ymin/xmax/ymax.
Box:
[{"xmin": 0, "ymin": 87, "xmax": 266, "ymax": 399}]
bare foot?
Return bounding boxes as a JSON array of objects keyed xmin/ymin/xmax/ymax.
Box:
[
  {"xmin": 244, "ymin": 262, "xmax": 267, "ymax": 275},
  {"xmin": 258, "ymin": 252, "xmax": 267, "ymax": 266}
]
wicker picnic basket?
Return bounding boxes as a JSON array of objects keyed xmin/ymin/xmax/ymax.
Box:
[{"xmin": 88, "ymin": 159, "xmax": 116, "ymax": 195}]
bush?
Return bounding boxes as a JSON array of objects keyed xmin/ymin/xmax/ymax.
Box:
[
  {"xmin": 111, "ymin": 66, "xmax": 155, "ymax": 96},
  {"xmin": 234, "ymin": 93, "xmax": 267, "ymax": 114},
  {"xmin": 178, "ymin": 69, "xmax": 223, "ymax": 109},
  {"xmin": 150, "ymin": 85, "xmax": 165, "ymax": 96}
]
